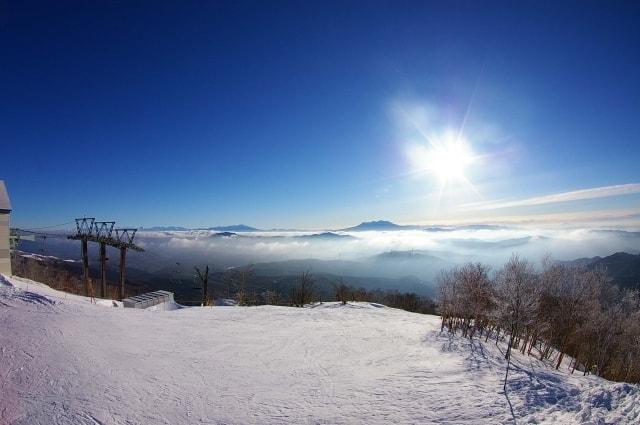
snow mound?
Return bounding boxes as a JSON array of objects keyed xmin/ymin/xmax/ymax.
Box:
[
  {"xmin": 0, "ymin": 274, "xmax": 56, "ymax": 307},
  {"xmin": 1, "ymin": 274, "xmax": 638, "ymax": 424},
  {"xmin": 146, "ymin": 301, "xmax": 183, "ymax": 311},
  {"xmin": 94, "ymin": 299, "xmax": 122, "ymax": 308},
  {"xmin": 17, "ymin": 252, "xmax": 78, "ymax": 263},
  {"xmin": 213, "ymin": 298, "xmax": 237, "ymax": 306},
  {"xmin": 312, "ymin": 301, "xmax": 386, "ymax": 309}
]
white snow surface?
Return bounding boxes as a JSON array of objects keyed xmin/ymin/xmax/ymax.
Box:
[{"xmin": 1, "ymin": 274, "xmax": 638, "ymax": 425}]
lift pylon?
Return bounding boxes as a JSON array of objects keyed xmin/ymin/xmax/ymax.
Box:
[{"xmin": 68, "ymin": 218, "xmax": 143, "ymax": 299}]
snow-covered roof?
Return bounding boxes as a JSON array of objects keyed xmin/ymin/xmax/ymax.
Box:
[{"xmin": 0, "ymin": 180, "xmax": 10, "ymax": 212}]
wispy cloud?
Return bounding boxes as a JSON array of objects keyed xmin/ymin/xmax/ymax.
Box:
[
  {"xmin": 478, "ymin": 209, "xmax": 640, "ymax": 226},
  {"xmin": 465, "ymin": 183, "xmax": 640, "ymax": 211}
]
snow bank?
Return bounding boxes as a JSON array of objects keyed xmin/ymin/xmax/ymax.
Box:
[
  {"xmin": 1, "ymin": 274, "xmax": 638, "ymax": 424},
  {"xmin": 146, "ymin": 300, "xmax": 183, "ymax": 311}
]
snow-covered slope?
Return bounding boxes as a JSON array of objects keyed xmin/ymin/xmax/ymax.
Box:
[{"xmin": 1, "ymin": 274, "xmax": 638, "ymax": 425}]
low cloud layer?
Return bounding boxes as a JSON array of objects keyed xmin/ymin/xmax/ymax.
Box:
[
  {"xmin": 133, "ymin": 226, "xmax": 640, "ymax": 272},
  {"xmin": 23, "ymin": 226, "xmax": 640, "ymax": 291}
]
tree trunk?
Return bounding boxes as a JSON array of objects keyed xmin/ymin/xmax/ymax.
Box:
[
  {"xmin": 195, "ymin": 265, "xmax": 210, "ymax": 306},
  {"xmin": 556, "ymin": 336, "xmax": 568, "ymax": 370},
  {"xmin": 505, "ymin": 324, "xmax": 517, "ymax": 360},
  {"xmin": 540, "ymin": 342, "xmax": 549, "ymax": 360},
  {"xmin": 571, "ymin": 353, "xmax": 579, "ymax": 374},
  {"xmin": 527, "ymin": 333, "xmax": 537, "ymax": 356},
  {"xmin": 520, "ymin": 332, "xmax": 529, "ymax": 354}
]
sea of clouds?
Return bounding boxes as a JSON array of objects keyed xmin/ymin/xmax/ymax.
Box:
[
  {"xmin": 21, "ymin": 226, "xmax": 640, "ymax": 288},
  {"xmin": 132, "ymin": 226, "xmax": 640, "ymax": 270}
]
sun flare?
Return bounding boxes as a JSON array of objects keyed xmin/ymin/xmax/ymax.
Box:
[
  {"xmin": 428, "ymin": 139, "xmax": 474, "ymax": 182},
  {"xmin": 409, "ymin": 135, "xmax": 475, "ymax": 184}
]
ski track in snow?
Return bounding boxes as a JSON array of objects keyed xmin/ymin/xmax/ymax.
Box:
[{"xmin": 0, "ymin": 274, "xmax": 638, "ymax": 425}]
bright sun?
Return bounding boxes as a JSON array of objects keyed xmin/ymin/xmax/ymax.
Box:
[
  {"xmin": 427, "ymin": 139, "xmax": 474, "ymax": 182},
  {"xmin": 406, "ymin": 131, "xmax": 479, "ymax": 200}
]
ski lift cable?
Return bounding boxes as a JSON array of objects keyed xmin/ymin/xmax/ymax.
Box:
[
  {"xmin": 20, "ymin": 221, "xmax": 75, "ymax": 231},
  {"xmin": 14, "ymin": 228, "xmax": 64, "ymax": 238}
]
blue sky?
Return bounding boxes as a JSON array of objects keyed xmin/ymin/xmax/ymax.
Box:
[{"xmin": 2, "ymin": 1, "xmax": 640, "ymax": 229}]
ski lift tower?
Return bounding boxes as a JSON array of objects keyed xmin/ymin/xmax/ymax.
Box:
[
  {"xmin": 93, "ymin": 221, "xmax": 115, "ymax": 298},
  {"xmin": 110, "ymin": 228, "xmax": 144, "ymax": 299},
  {"xmin": 0, "ymin": 181, "xmax": 11, "ymax": 276},
  {"xmin": 68, "ymin": 218, "xmax": 144, "ymax": 299},
  {"xmin": 68, "ymin": 217, "xmax": 95, "ymax": 296}
]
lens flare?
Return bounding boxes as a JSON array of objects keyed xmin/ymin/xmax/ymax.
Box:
[
  {"xmin": 409, "ymin": 134, "xmax": 475, "ymax": 184},
  {"xmin": 428, "ymin": 139, "xmax": 474, "ymax": 183}
]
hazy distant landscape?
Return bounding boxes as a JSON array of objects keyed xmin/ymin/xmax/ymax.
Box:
[{"xmin": 14, "ymin": 220, "xmax": 640, "ymax": 303}]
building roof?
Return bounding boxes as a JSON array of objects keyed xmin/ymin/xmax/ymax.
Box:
[{"xmin": 0, "ymin": 180, "xmax": 11, "ymax": 212}]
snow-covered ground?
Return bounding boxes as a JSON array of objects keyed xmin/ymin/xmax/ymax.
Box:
[{"xmin": 1, "ymin": 274, "xmax": 638, "ymax": 425}]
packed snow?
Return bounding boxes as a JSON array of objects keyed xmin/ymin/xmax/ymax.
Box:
[{"xmin": 1, "ymin": 274, "xmax": 638, "ymax": 424}]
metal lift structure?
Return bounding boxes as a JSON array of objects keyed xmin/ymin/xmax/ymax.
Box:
[{"xmin": 68, "ymin": 218, "xmax": 144, "ymax": 299}]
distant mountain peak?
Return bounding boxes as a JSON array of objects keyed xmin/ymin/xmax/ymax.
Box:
[
  {"xmin": 294, "ymin": 232, "xmax": 356, "ymax": 240},
  {"xmin": 209, "ymin": 231, "xmax": 238, "ymax": 238},
  {"xmin": 565, "ymin": 251, "xmax": 640, "ymax": 290},
  {"xmin": 207, "ymin": 224, "xmax": 259, "ymax": 232},
  {"xmin": 341, "ymin": 220, "xmax": 405, "ymax": 231},
  {"xmin": 142, "ymin": 226, "xmax": 189, "ymax": 231}
]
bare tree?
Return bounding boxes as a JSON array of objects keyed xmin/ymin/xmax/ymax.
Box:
[
  {"xmin": 436, "ymin": 268, "xmax": 458, "ymax": 332},
  {"xmin": 494, "ymin": 255, "xmax": 537, "ymax": 389},
  {"xmin": 195, "ymin": 265, "xmax": 210, "ymax": 306},
  {"xmin": 495, "ymin": 255, "xmax": 537, "ymax": 359},
  {"xmin": 264, "ymin": 290, "xmax": 280, "ymax": 305},
  {"xmin": 291, "ymin": 271, "xmax": 316, "ymax": 307},
  {"xmin": 458, "ymin": 263, "xmax": 493, "ymax": 338},
  {"xmin": 436, "ymin": 263, "xmax": 493, "ymax": 336},
  {"xmin": 222, "ymin": 266, "xmax": 254, "ymax": 306},
  {"xmin": 536, "ymin": 264, "xmax": 604, "ymax": 369},
  {"xmin": 334, "ymin": 280, "xmax": 351, "ymax": 305},
  {"xmin": 436, "ymin": 253, "xmax": 640, "ymax": 384}
]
